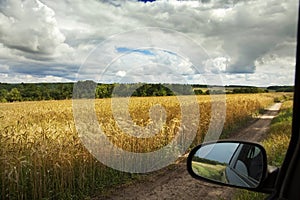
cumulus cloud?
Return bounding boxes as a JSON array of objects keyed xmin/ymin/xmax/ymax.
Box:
[
  {"xmin": 0, "ymin": 0, "xmax": 78, "ymax": 81},
  {"xmin": 0, "ymin": 0, "xmax": 66, "ymax": 55},
  {"xmin": 0, "ymin": 73, "xmax": 72, "ymax": 83},
  {"xmin": 0, "ymin": 64, "xmax": 9, "ymax": 73},
  {"xmin": 197, "ymin": 0, "xmax": 297, "ymax": 74},
  {"xmin": 97, "ymin": 48, "xmax": 195, "ymax": 83},
  {"xmin": 0, "ymin": 0, "xmax": 298, "ymax": 85}
]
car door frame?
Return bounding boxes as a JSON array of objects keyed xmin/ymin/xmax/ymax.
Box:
[{"xmin": 269, "ymin": 2, "xmax": 300, "ymax": 199}]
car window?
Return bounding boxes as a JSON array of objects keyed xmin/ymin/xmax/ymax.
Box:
[{"xmin": 0, "ymin": 0, "xmax": 298, "ymax": 199}]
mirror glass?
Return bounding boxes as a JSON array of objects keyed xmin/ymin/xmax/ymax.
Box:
[{"xmin": 190, "ymin": 142, "xmax": 264, "ymax": 188}]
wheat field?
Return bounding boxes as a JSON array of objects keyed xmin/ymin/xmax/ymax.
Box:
[{"xmin": 0, "ymin": 93, "xmax": 284, "ymax": 199}]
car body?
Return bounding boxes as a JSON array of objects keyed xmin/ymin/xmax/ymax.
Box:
[{"xmin": 225, "ymin": 143, "xmax": 263, "ymax": 188}]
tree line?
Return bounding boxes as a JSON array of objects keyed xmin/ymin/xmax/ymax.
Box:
[
  {"xmin": 0, "ymin": 81, "xmax": 290, "ymax": 102},
  {"xmin": 267, "ymin": 86, "xmax": 294, "ymax": 92},
  {"xmin": 0, "ymin": 82, "xmax": 197, "ymax": 102},
  {"xmin": 0, "ymin": 83, "xmax": 73, "ymax": 102},
  {"xmin": 192, "ymin": 156, "xmax": 226, "ymax": 166}
]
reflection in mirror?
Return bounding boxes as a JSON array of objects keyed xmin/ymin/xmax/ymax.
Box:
[{"xmin": 191, "ymin": 142, "xmax": 264, "ymax": 188}]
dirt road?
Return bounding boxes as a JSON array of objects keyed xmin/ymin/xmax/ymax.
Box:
[{"xmin": 93, "ymin": 103, "xmax": 282, "ymax": 200}]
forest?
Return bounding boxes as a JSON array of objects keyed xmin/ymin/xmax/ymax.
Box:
[{"xmin": 0, "ymin": 81, "xmax": 293, "ymax": 102}]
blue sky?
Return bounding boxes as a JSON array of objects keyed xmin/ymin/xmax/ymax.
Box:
[
  {"xmin": 116, "ymin": 47, "xmax": 155, "ymax": 56},
  {"xmin": 0, "ymin": 0, "xmax": 298, "ymax": 86}
]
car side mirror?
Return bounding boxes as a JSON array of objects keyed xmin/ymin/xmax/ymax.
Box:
[{"xmin": 187, "ymin": 141, "xmax": 268, "ymax": 189}]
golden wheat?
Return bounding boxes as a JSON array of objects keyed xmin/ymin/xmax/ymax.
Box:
[{"xmin": 0, "ymin": 93, "xmax": 283, "ymax": 199}]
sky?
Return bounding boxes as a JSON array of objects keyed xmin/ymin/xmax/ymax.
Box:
[
  {"xmin": 195, "ymin": 142, "xmax": 239, "ymax": 164},
  {"xmin": 0, "ymin": 0, "xmax": 298, "ymax": 86}
]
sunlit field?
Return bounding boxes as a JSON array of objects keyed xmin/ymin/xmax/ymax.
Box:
[
  {"xmin": 192, "ymin": 161, "xmax": 226, "ymax": 182},
  {"xmin": 234, "ymin": 99, "xmax": 293, "ymax": 200},
  {"xmin": 0, "ymin": 93, "xmax": 287, "ymax": 199}
]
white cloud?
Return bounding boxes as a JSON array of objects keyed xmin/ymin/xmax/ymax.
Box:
[
  {"xmin": 0, "ymin": 0, "xmax": 66, "ymax": 56},
  {"xmin": 0, "ymin": 64, "xmax": 9, "ymax": 73},
  {"xmin": 0, "ymin": 0, "xmax": 298, "ymax": 86},
  {"xmin": 116, "ymin": 70, "xmax": 126, "ymax": 77},
  {"xmin": 0, "ymin": 73, "xmax": 72, "ymax": 83},
  {"xmin": 99, "ymin": 48, "xmax": 196, "ymax": 83}
]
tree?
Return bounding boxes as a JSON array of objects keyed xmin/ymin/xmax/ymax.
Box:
[
  {"xmin": 194, "ymin": 89, "xmax": 203, "ymax": 95},
  {"xmin": 96, "ymin": 84, "xmax": 111, "ymax": 98},
  {"xmin": 7, "ymin": 88, "xmax": 22, "ymax": 102},
  {"xmin": 0, "ymin": 89, "xmax": 8, "ymax": 102}
]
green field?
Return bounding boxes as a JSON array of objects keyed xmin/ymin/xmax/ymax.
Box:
[{"xmin": 192, "ymin": 161, "xmax": 226, "ymax": 182}]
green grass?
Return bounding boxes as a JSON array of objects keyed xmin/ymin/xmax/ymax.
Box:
[
  {"xmin": 192, "ymin": 161, "xmax": 226, "ymax": 182},
  {"xmin": 234, "ymin": 100, "xmax": 293, "ymax": 200},
  {"xmin": 263, "ymin": 101, "xmax": 293, "ymax": 167}
]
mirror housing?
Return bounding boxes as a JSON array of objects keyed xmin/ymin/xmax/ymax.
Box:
[{"xmin": 187, "ymin": 140, "xmax": 268, "ymax": 190}]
